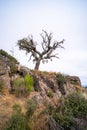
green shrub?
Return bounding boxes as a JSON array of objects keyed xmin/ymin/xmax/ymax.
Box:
[
  {"xmin": 46, "ymin": 104, "xmax": 55, "ymax": 115},
  {"xmin": 13, "ymin": 77, "xmax": 25, "ymax": 97},
  {"xmin": 24, "ymin": 74, "xmax": 34, "ymax": 94},
  {"xmin": 56, "ymin": 73, "xmax": 66, "ymax": 95},
  {"xmin": 65, "ymin": 92, "xmax": 87, "ymax": 118},
  {"xmin": 25, "ymin": 99, "xmax": 37, "ymax": 130},
  {"xmin": 13, "ymin": 75, "xmax": 34, "ymax": 97},
  {"xmin": 13, "ymin": 104, "xmax": 22, "ymax": 114},
  {"xmin": 47, "ymin": 90, "xmax": 53, "ymax": 98},
  {"xmin": 53, "ymin": 112, "xmax": 73, "ymax": 129},
  {"xmin": 0, "ymin": 49, "xmax": 18, "ymax": 64},
  {"xmin": 53, "ymin": 92, "xmax": 87, "ymax": 129},
  {"xmin": 56, "ymin": 73, "xmax": 66, "ymax": 86},
  {"xmin": 26, "ymin": 99, "xmax": 37, "ymax": 118},
  {"xmin": 5, "ymin": 104, "xmax": 26, "ymax": 130}
]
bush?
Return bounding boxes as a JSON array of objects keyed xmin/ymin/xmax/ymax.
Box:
[
  {"xmin": 0, "ymin": 49, "xmax": 18, "ymax": 64},
  {"xmin": 47, "ymin": 90, "xmax": 53, "ymax": 98},
  {"xmin": 24, "ymin": 74, "xmax": 34, "ymax": 94},
  {"xmin": 13, "ymin": 75, "xmax": 34, "ymax": 97},
  {"xmin": 56, "ymin": 73, "xmax": 66, "ymax": 86},
  {"xmin": 13, "ymin": 77, "xmax": 25, "ymax": 97},
  {"xmin": 26, "ymin": 99, "xmax": 37, "ymax": 118},
  {"xmin": 53, "ymin": 112, "xmax": 73, "ymax": 129},
  {"xmin": 25, "ymin": 99, "xmax": 37, "ymax": 130},
  {"xmin": 56, "ymin": 73, "xmax": 66, "ymax": 95},
  {"xmin": 53, "ymin": 92, "xmax": 87, "ymax": 129},
  {"xmin": 5, "ymin": 104, "xmax": 26, "ymax": 130},
  {"xmin": 46, "ymin": 104, "xmax": 55, "ymax": 115},
  {"xmin": 65, "ymin": 92, "xmax": 87, "ymax": 118},
  {"xmin": 13, "ymin": 104, "xmax": 22, "ymax": 114}
]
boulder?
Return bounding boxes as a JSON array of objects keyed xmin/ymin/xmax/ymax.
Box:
[{"xmin": 66, "ymin": 76, "xmax": 81, "ymax": 86}]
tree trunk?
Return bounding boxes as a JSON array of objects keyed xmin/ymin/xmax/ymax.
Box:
[{"xmin": 34, "ymin": 60, "xmax": 40, "ymax": 70}]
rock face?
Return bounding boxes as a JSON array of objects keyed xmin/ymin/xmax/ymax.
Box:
[
  {"xmin": 28, "ymin": 71, "xmax": 82, "ymax": 106},
  {"xmin": 0, "ymin": 51, "xmax": 82, "ymax": 104},
  {"xmin": 66, "ymin": 75, "xmax": 81, "ymax": 86},
  {"xmin": 0, "ymin": 55, "xmax": 10, "ymax": 89},
  {"xmin": 0, "ymin": 54, "xmax": 10, "ymax": 75}
]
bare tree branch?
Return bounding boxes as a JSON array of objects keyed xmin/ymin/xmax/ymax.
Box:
[{"xmin": 17, "ymin": 30, "xmax": 64, "ymax": 70}]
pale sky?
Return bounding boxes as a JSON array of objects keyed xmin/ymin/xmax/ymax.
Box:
[{"xmin": 0, "ymin": 0, "xmax": 87, "ymax": 86}]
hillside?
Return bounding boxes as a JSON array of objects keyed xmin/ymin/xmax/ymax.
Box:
[{"xmin": 0, "ymin": 49, "xmax": 87, "ymax": 130}]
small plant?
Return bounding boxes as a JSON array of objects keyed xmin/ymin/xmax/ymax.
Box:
[
  {"xmin": 13, "ymin": 77, "xmax": 25, "ymax": 97},
  {"xmin": 47, "ymin": 90, "xmax": 53, "ymax": 98},
  {"xmin": 26, "ymin": 99, "xmax": 37, "ymax": 118},
  {"xmin": 56, "ymin": 73, "xmax": 66, "ymax": 86},
  {"xmin": 13, "ymin": 104, "xmax": 22, "ymax": 114},
  {"xmin": 25, "ymin": 99, "xmax": 37, "ymax": 130},
  {"xmin": 5, "ymin": 104, "xmax": 26, "ymax": 130},
  {"xmin": 46, "ymin": 104, "xmax": 55, "ymax": 115},
  {"xmin": 56, "ymin": 73, "xmax": 66, "ymax": 95},
  {"xmin": 12, "ymin": 75, "xmax": 34, "ymax": 97},
  {"xmin": 24, "ymin": 74, "xmax": 34, "ymax": 95}
]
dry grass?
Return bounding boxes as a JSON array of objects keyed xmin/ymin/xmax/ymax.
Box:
[
  {"xmin": 0, "ymin": 89, "xmax": 27, "ymax": 130},
  {"xmin": 75, "ymin": 85, "xmax": 83, "ymax": 91}
]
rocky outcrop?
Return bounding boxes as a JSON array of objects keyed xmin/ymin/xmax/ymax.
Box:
[
  {"xmin": 0, "ymin": 55, "xmax": 10, "ymax": 75},
  {"xmin": 27, "ymin": 71, "xmax": 82, "ymax": 106},
  {"xmin": 0, "ymin": 50, "xmax": 86, "ymax": 130},
  {"xmin": 0, "ymin": 55, "xmax": 10, "ymax": 89},
  {"xmin": 0, "ymin": 51, "xmax": 82, "ymax": 105},
  {"xmin": 66, "ymin": 75, "xmax": 81, "ymax": 86}
]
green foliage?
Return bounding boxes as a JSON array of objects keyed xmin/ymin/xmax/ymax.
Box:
[
  {"xmin": 0, "ymin": 49, "xmax": 19, "ymax": 74},
  {"xmin": 65, "ymin": 92, "xmax": 87, "ymax": 118},
  {"xmin": 56, "ymin": 73, "xmax": 66, "ymax": 95},
  {"xmin": 25, "ymin": 99, "xmax": 37, "ymax": 130},
  {"xmin": 0, "ymin": 49, "xmax": 18, "ymax": 64},
  {"xmin": 46, "ymin": 104, "xmax": 55, "ymax": 115},
  {"xmin": 0, "ymin": 79, "xmax": 3, "ymax": 92},
  {"xmin": 13, "ymin": 104, "xmax": 22, "ymax": 114},
  {"xmin": 47, "ymin": 90, "xmax": 53, "ymax": 98},
  {"xmin": 53, "ymin": 92, "xmax": 87, "ymax": 129},
  {"xmin": 13, "ymin": 77, "xmax": 25, "ymax": 97},
  {"xmin": 5, "ymin": 104, "xmax": 26, "ymax": 130},
  {"xmin": 24, "ymin": 74, "xmax": 34, "ymax": 94},
  {"xmin": 13, "ymin": 75, "xmax": 34, "ymax": 97},
  {"xmin": 53, "ymin": 112, "xmax": 73, "ymax": 129},
  {"xmin": 56, "ymin": 73, "xmax": 66, "ymax": 86},
  {"xmin": 26, "ymin": 99, "xmax": 37, "ymax": 118},
  {"xmin": 70, "ymin": 79, "xmax": 79, "ymax": 85}
]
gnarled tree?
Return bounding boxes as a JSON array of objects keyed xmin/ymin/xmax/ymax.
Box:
[{"xmin": 17, "ymin": 30, "xmax": 64, "ymax": 70}]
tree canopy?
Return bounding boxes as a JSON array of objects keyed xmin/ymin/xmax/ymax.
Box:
[{"xmin": 17, "ymin": 30, "xmax": 64, "ymax": 70}]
